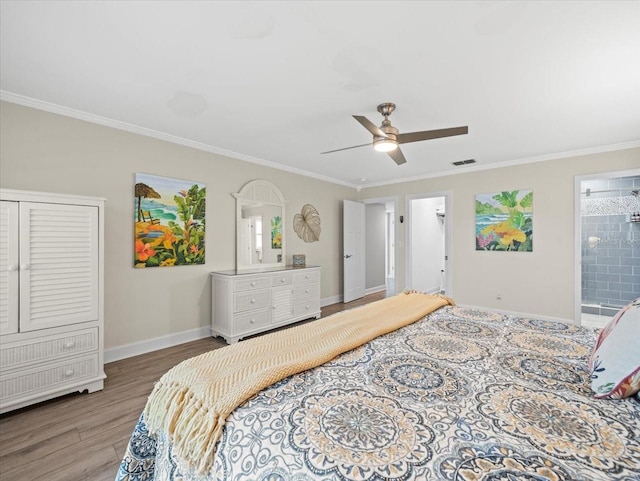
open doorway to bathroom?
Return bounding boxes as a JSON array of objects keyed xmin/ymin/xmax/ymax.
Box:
[{"xmin": 576, "ymin": 170, "xmax": 640, "ymax": 328}]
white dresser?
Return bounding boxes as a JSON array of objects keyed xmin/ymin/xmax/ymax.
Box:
[
  {"xmin": 0, "ymin": 189, "xmax": 105, "ymax": 413},
  {"xmin": 211, "ymin": 266, "xmax": 321, "ymax": 343}
]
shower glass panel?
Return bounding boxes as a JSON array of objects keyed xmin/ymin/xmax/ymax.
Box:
[{"xmin": 580, "ymin": 175, "xmax": 640, "ymax": 326}]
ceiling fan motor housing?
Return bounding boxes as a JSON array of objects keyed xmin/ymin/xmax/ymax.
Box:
[
  {"xmin": 376, "ymin": 103, "xmax": 399, "ymax": 143},
  {"xmin": 373, "ymin": 122, "xmax": 399, "ymax": 152},
  {"xmin": 377, "ymin": 102, "xmax": 396, "ymax": 117}
]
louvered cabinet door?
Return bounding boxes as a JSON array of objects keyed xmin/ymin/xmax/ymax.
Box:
[
  {"xmin": 0, "ymin": 201, "xmax": 19, "ymax": 335},
  {"xmin": 19, "ymin": 202, "xmax": 99, "ymax": 332}
]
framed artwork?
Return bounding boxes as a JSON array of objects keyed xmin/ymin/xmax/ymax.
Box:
[
  {"xmin": 271, "ymin": 216, "xmax": 282, "ymax": 249},
  {"xmin": 134, "ymin": 173, "xmax": 206, "ymax": 267},
  {"xmin": 476, "ymin": 189, "xmax": 533, "ymax": 251}
]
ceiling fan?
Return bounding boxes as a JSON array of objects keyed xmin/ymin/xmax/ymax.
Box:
[{"xmin": 321, "ymin": 103, "xmax": 468, "ymax": 165}]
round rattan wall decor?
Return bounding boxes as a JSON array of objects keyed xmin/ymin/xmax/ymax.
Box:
[{"xmin": 294, "ymin": 204, "xmax": 321, "ymax": 243}]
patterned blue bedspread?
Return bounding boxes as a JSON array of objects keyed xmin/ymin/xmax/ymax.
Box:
[{"xmin": 116, "ymin": 305, "xmax": 640, "ymax": 480}]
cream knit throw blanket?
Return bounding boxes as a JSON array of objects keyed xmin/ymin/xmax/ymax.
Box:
[{"xmin": 143, "ymin": 292, "xmax": 453, "ymax": 474}]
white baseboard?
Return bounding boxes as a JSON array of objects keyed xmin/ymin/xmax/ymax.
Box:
[
  {"xmin": 322, "ymin": 287, "xmax": 387, "ymax": 306},
  {"xmin": 365, "ymin": 285, "xmax": 386, "ymax": 296},
  {"xmin": 105, "ymin": 299, "xmax": 571, "ymax": 364},
  {"xmin": 104, "ymin": 326, "xmax": 212, "ymax": 364},
  {"xmin": 106, "ymin": 296, "xmax": 341, "ymax": 363},
  {"xmin": 459, "ymin": 304, "xmax": 576, "ymax": 325},
  {"xmin": 321, "ymin": 294, "xmax": 342, "ymax": 306}
]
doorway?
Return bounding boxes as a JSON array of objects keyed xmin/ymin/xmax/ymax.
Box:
[
  {"xmin": 385, "ymin": 201, "xmax": 396, "ymax": 295},
  {"xmin": 362, "ymin": 197, "xmax": 398, "ymax": 297},
  {"xmin": 406, "ymin": 192, "xmax": 452, "ymax": 295},
  {"xmin": 575, "ymin": 169, "xmax": 640, "ymax": 328}
]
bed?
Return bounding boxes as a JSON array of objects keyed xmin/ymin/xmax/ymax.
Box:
[{"xmin": 116, "ymin": 293, "xmax": 640, "ymax": 481}]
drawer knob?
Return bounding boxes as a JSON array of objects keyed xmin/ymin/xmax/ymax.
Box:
[
  {"xmin": 250, "ymin": 318, "xmax": 255, "ymax": 324},
  {"xmin": 251, "ymin": 299, "xmax": 256, "ymax": 304},
  {"xmin": 305, "ymin": 275, "xmax": 310, "ymax": 279},
  {"xmin": 64, "ymin": 369, "xmax": 74, "ymax": 377},
  {"xmin": 7, "ymin": 264, "xmax": 18, "ymax": 272},
  {"xmin": 305, "ymin": 289, "xmax": 310, "ymax": 293},
  {"xmin": 281, "ymin": 277, "xmax": 286, "ymax": 282},
  {"xmin": 306, "ymin": 305, "xmax": 310, "ymax": 309},
  {"xmin": 250, "ymin": 282, "xmax": 256, "ymax": 287},
  {"xmin": 64, "ymin": 341, "xmax": 76, "ymax": 349},
  {"xmin": 20, "ymin": 263, "xmax": 31, "ymax": 271}
]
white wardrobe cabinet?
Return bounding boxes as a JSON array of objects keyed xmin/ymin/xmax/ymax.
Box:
[
  {"xmin": 211, "ymin": 266, "xmax": 321, "ymax": 344},
  {"xmin": 0, "ymin": 189, "xmax": 105, "ymax": 413}
]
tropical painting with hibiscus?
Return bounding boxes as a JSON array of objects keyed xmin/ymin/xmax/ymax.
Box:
[
  {"xmin": 271, "ymin": 215, "xmax": 282, "ymax": 249},
  {"xmin": 134, "ymin": 173, "xmax": 206, "ymax": 267},
  {"xmin": 476, "ymin": 189, "xmax": 532, "ymax": 252}
]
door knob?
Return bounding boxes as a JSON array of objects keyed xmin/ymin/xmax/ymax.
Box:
[{"xmin": 344, "ymin": 254, "xmax": 352, "ymax": 259}]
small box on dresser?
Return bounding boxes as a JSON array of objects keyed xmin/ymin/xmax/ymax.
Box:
[
  {"xmin": 211, "ymin": 266, "xmax": 321, "ymax": 344},
  {"xmin": 0, "ymin": 189, "xmax": 105, "ymax": 413}
]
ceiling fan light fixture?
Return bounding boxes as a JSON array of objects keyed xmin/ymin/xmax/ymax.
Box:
[
  {"xmin": 373, "ymin": 137, "xmax": 398, "ymax": 152},
  {"xmin": 321, "ymin": 103, "xmax": 468, "ymax": 166}
]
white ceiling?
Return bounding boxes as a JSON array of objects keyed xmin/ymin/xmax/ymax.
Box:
[{"xmin": 2, "ymin": 1, "xmax": 639, "ymax": 188}]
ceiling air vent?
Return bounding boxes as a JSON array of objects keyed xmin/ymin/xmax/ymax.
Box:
[{"xmin": 452, "ymin": 159, "xmax": 476, "ymax": 166}]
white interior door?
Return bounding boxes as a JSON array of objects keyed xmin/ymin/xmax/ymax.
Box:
[{"xmin": 343, "ymin": 200, "xmax": 365, "ymax": 303}]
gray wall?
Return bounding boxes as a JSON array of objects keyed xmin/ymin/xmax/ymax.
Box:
[
  {"xmin": 360, "ymin": 149, "xmax": 640, "ymax": 322},
  {"xmin": 0, "ymin": 101, "xmax": 356, "ymax": 352},
  {"xmin": 3, "ymin": 100, "xmax": 640, "ymax": 351}
]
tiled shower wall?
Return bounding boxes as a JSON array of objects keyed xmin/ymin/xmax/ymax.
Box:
[{"xmin": 581, "ymin": 175, "xmax": 640, "ymax": 311}]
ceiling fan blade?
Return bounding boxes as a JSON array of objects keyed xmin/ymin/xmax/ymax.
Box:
[
  {"xmin": 353, "ymin": 115, "xmax": 387, "ymax": 138},
  {"xmin": 320, "ymin": 143, "xmax": 371, "ymax": 154},
  {"xmin": 397, "ymin": 126, "xmax": 468, "ymax": 144},
  {"xmin": 388, "ymin": 147, "xmax": 407, "ymax": 165}
]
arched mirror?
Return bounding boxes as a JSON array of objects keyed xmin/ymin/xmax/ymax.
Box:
[{"xmin": 233, "ymin": 180, "xmax": 286, "ymax": 270}]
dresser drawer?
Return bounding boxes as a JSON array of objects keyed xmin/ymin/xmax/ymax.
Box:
[
  {"xmin": 234, "ymin": 309, "xmax": 271, "ymax": 332},
  {"xmin": 271, "ymin": 273, "xmax": 292, "ymax": 286},
  {"xmin": 294, "ymin": 269, "xmax": 320, "ymax": 284},
  {"xmin": 234, "ymin": 276, "xmax": 271, "ymax": 292},
  {"xmin": 0, "ymin": 353, "xmax": 99, "ymax": 402},
  {"xmin": 293, "ymin": 282, "xmax": 320, "ymax": 301},
  {"xmin": 1, "ymin": 328, "xmax": 98, "ymax": 371},
  {"xmin": 234, "ymin": 289, "xmax": 270, "ymax": 313},
  {"xmin": 293, "ymin": 299, "xmax": 321, "ymax": 318}
]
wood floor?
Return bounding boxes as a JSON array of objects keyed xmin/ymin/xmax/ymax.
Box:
[{"xmin": 0, "ymin": 291, "xmax": 386, "ymax": 481}]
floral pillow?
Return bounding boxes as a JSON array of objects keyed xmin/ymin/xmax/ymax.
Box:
[{"xmin": 589, "ymin": 298, "xmax": 640, "ymax": 399}]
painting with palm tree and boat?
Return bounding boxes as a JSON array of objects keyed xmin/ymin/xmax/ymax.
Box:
[
  {"xmin": 134, "ymin": 173, "xmax": 206, "ymax": 267},
  {"xmin": 476, "ymin": 189, "xmax": 533, "ymax": 252}
]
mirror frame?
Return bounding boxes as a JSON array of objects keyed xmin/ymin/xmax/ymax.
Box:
[{"xmin": 233, "ymin": 180, "xmax": 287, "ymax": 271}]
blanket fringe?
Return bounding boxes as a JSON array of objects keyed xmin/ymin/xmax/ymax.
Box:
[{"xmin": 144, "ymin": 384, "xmax": 225, "ymax": 474}]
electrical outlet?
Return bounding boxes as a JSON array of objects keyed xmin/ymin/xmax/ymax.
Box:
[{"xmin": 496, "ymin": 293, "xmax": 502, "ymax": 300}]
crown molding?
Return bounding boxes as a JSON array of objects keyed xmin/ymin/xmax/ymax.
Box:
[
  {"xmin": 360, "ymin": 140, "xmax": 640, "ymax": 190},
  {"xmin": 0, "ymin": 91, "xmax": 357, "ymax": 189},
  {"xmin": 3, "ymin": 91, "xmax": 638, "ymax": 192}
]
